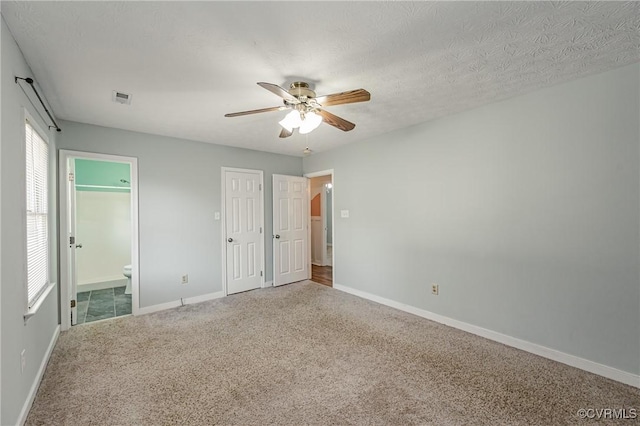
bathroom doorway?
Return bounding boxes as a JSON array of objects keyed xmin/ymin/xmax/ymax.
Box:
[
  {"xmin": 59, "ymin": 151, "xmax": 139, "ymax": 329},
  {"xmin": 307, "ymin": 171, "xmax": 334, "ymax": 287}
]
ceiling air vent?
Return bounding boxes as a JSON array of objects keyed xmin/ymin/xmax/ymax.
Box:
[{"xmin": 112, "ymin": 90, "xmax": 132, "ymax": 105}]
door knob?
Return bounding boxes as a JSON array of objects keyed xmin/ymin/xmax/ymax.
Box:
[
  {"xmin": 275, "ymin": 235, "xmax": 280, "ymax": 239},
  {"xmin": 75, "ymin": 243, "xmax": 83, "ymax": 249},
  {"xmin": 227, "ymin": 238, "xmax": 233, "ymax": 242}
]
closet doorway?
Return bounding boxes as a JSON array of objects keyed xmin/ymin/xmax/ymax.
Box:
[{"xmin": 306, "ymin": 170, "xmax": 333, "ymax": 287}]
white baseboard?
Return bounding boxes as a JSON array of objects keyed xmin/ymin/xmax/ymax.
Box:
[
  {"xmin": 18, "ymin": 325, "xmax": 60, "ymax": 426},
  {"xmin": 78, "ymin": 278, "xmax": 127, "ymax": 292},
  {"xmin": 137, "ymin": 291, "xmax": 225, "ymax": 315},
  {"xmin": 78, "ymin": 275, "xmax": 126, "ymax": 286},
  {"xmin": 187, "ymin": 291, "xmax": 224, "ymax": 304},
  {"xmin": 334, "ymin": 283, "xmax": 639, "ymax": 388}
]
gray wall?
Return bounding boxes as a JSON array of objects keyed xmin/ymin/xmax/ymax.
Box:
[
  {"xmin": 304, "ymin": 63, "xmax": 640, "ymax": 375},
  {"xmin": 57, "ymin": 121, "xmax": 302, "ymax": 308},
  {"xmin": 1, "ymin": 17, "xmax": 60, "ymax": 425}
]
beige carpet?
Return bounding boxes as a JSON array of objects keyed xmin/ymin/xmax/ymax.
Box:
[{"xmin": 27, "ymin": 281, "xmax": 638, "ymax": 425}]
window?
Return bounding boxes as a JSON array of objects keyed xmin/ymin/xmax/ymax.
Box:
[{"xmin": 25, "ymin": 118, "xmax": 49, "ymax": 308}]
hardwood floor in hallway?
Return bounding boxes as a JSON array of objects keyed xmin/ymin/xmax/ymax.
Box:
[{"xmin": 311, "ymin": 265, "xmax": 332, "ymax": 287}]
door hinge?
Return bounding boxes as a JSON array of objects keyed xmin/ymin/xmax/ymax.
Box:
[
  {"xmin": 260, "ymin": 271, "xmax": 263, "ymax": 277},
  {"xmin": 260, "ymin": 227, "xmax": 262, "ymax": 234},
  {"xmin": 69, "ymin": 236, "xmax": 75, "ymax": 245},
  {"xmin": 70, "ymin": 299, "xmax": 76, "ymax": 308},
  {"xmin": 259, "ymin": 184, "xmax": 262, "ymax": 191},
  {"xmin": 68, "ymin": 172, "xmax": 75, "ymax": 181}
]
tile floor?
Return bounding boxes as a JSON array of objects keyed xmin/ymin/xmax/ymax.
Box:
[{"xmin": 76, "ymin": 286, "xmax": 131, "ymax": 324}]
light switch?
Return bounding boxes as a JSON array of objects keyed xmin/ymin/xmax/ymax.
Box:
[
  {"xmin": 341, "ymin": 210, "xmax": 349, "ymax": 218},
  {"xmin": 214, "ymin": 212, "xmax": 220, "ymax": 220}
]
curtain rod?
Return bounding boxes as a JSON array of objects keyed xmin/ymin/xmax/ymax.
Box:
[{"xmin": 15, "ymin": 76, "xmax": 61, "ymax": 132}]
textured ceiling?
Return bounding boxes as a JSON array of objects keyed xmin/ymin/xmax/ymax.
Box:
[{"xmin": 2, "ymin": 1, "xmax": 639, "ymax": 156}]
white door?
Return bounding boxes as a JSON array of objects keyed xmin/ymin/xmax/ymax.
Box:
[
  {"xmin": 224, "ymin": 169, "xmax": 264, "ymax": 294},
  {"xmin": 311, "ymin": 216, "xmax": 323, "ymax": 264},
  {"xmin": 273, "ymin": 174, "xmax": 310, "ymax": 286},
  {"xmin": 66, "ymin": 159, "xmax": 78, "ymax": 325}
]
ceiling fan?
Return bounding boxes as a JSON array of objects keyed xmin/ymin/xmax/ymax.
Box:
[{"xmin": 225, "ymin": 82, "xmax": 370, "ymax": 138}]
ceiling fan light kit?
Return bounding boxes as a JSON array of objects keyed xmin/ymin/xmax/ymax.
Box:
[
  {"xmin": 225, "ymin": 81, "xmax": 370, "ymax": 138},
  {"xmin": 299, "ymin": 111, "xmax": 323, "ymax": 134},
  {"xmin": 279, "ymin": 110, "xmax": 302, "ymax": 132}
]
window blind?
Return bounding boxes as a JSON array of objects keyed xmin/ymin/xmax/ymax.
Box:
[{"xmin": 25, "ymin": 120, "xmax": 49, "ymax": 308}]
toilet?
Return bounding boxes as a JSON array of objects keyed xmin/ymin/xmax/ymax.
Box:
[{"xmin": 123, "ymin": 264, "xmax": 132, "ymax": 295}]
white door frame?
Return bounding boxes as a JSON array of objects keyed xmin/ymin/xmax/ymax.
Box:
[
  {"xmin": 59, "ymin": 150, "xmax": 140, "ymax": 331},
  {"xmin": 304, "ymin": 169, "xmax": 334, "ymax": 281},
  {"xmin": 320, "ymin": 184, "xmax": 328, "ymax": 266},
  {"xmin": 310, "ymin": 182, "xmax": 328, "ymax": 267},
  {"xmin": 220, "ymin": 167, "xmax": 265, "ymax": 296}
]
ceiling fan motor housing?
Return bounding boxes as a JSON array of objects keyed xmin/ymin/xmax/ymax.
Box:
[{"xmin": 288, "ymin": 81, "xmax": 316, "ymax": 100}]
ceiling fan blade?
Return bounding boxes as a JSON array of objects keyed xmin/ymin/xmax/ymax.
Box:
[
  {"xmin": 257, "ymin": 82, "xmax": 299, "ymax": 103},
  {"xmin": 224, "ymin": 106, "xmax": 287, "ymax": 117},
  {"xmin": 279, "ymin": 128, "xmax": 293, "ymax": 138},
  {"xmin": 315, "ymin": 89, "xmax": 370, "ymax": 107},
  {"xmin": 317, "ymin": 109, "xmax": 356, "ymax": 132}
]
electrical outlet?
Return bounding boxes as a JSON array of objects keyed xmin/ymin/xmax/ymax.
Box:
[
  {"xmin": 181, "ymin": 274, "xmax": 189, "ymax": 285},
  {"xmin": 21, "ymin": 349, "xmax": 26, "ymax": 373},
  {"xmin": 431, "ymin": 284, "xmax": 439, "ymax": 295}
]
